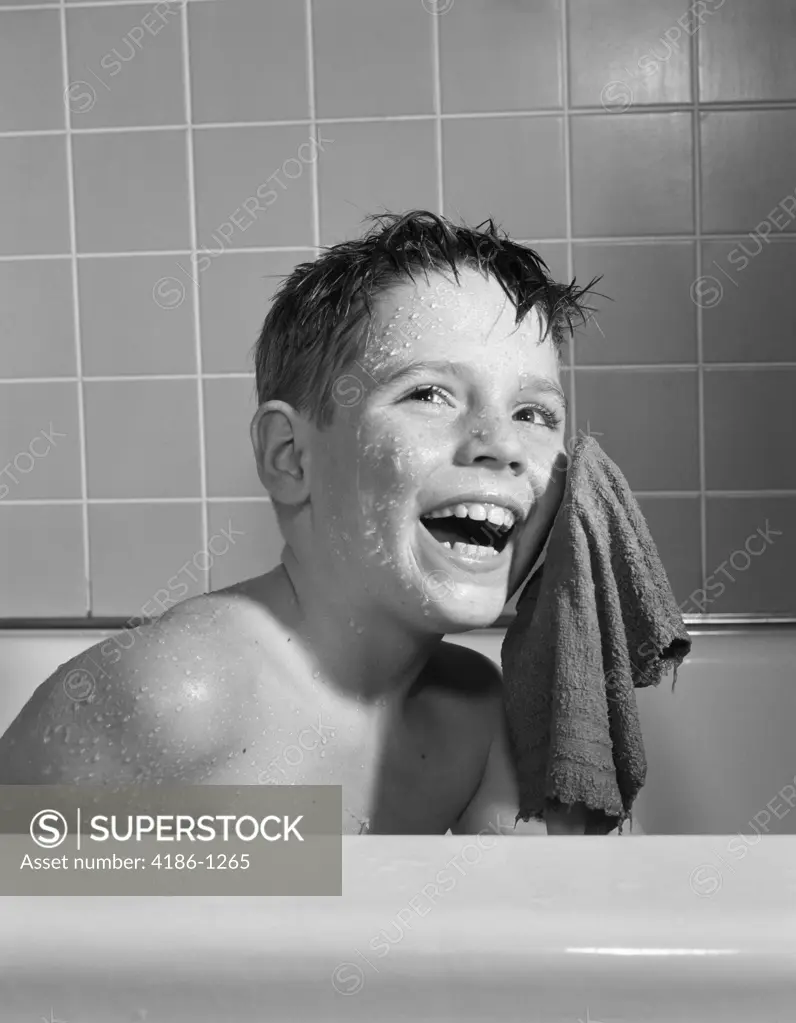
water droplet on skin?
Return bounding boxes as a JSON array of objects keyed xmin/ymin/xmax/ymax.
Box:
[
  {"xmin": 312, "ymin": 670, "xmax": 320, "ymax": 679},
  {"xmin": 175, "ymin": 705, "xmax": 183, "ymax": 713},
  {"xmin": 42, "ymin": 765, "xmax": 52, "ymax": 776},
  {"xmin": 92, "ymin": 737, "xmax": 100, "ymax": 744},
  {"xmin": 320, "ymin": 751, "xmax": 326, "ymax": 758},
  {"xmin": 355, "ymin": 626, "xmax": 364, "ymax": 635},
  {"xmin": 92, "ymin": 753, "xmax": 101, "ymax": 762}
]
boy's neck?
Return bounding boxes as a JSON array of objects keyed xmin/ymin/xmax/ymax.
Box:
[{"xmin": 256, "ymin": 558, "xmax": 445, "ymax": 704}]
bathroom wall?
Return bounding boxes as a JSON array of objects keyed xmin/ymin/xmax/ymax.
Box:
[{"xmin": 0, "ymin": 0, "xmax": 794, "ymax": 619}]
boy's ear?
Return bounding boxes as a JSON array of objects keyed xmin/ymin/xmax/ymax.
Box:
[{"xmin": 250, "ymin": 400, "xmax": 312, "ymax": 507}]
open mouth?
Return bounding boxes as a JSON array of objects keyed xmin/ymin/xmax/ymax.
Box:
[{"xmin": 419, "ymin": 505, "xmax": 517, "ymax": 559}]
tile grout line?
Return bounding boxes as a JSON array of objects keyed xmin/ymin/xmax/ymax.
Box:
[
  {"xmin": 4, "ymin": 234, "xmax": 796, "ymax": 263},
  {"xmin": 58, "ymin": 0, "xmax": 92, "ymax": 616},
  {"xmin": 5, "ymin": 101, "xmax": 796, "ymax": 138},
  {"xmin": 179, "ymin": 0, "xmax": 210, "ymax": 591},
  {"xmin": 692, "ymin": 15, "xmax": 708, "ymax": 597},
  {"xmin": 2, "ymin": 363, "xmax": 795, "ymax": 387},
  {"xmin": 4, "ymin": 491, "xmax": 792, "ymax": 508},
  {"xmin": 561, "ymin": 0, "xmax": 576, "ymax": 437},
  {"xmin": 431, "ymin": 8, "xmax": 444, "ymax": 214},
  {"xmin": 2, "ymin": 0, "xmax": 219, "ymax": 9},
  {"xmin": 304, "ymin": 0, "xmax": 321, "ymax": 255}
]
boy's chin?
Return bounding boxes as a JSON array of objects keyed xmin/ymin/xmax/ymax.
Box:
[{"xmin": 416, "ymin": 585, "xmax": 510, "ymax": 633}]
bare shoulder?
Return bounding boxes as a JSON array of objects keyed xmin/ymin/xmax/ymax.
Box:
[{"xmin": 0, "ymin": 592, "xmax": 270, "ymax": 785}]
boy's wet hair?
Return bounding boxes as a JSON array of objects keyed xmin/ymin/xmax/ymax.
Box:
[{"xmin": 253, "ymin": 209, "xmax": 599, "ymax": 428}]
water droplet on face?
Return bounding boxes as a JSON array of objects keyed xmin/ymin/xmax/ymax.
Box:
[
  {"xmin": 355, "ymin": 626, "xmax": 364, "ymax": 634},
  {"xmin": 319, "ymin": 751, "xmax": 326, "ymax": 758},
  {"xmin": 312, "ymin": 670, "xmax": 320, "ymax": 679},
  {"xmin": 42, "ymin": 765, "xmax": 52, "ymax": 776},
  {"xmin": 175, "ymin": 704, "xmax": 183, "ymax": 713}
]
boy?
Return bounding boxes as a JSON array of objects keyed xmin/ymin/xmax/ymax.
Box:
[{"xmin": 0, "ymin": 211, "xmax": 605, "ymax": 835}]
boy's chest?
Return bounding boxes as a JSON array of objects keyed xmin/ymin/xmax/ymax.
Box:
[{"xmin": 206, "ymin": 682, "xmax": 496, "ymax": 835}]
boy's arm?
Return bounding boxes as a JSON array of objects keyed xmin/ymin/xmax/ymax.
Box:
[{"xmin": 451, "ymin": 657, "xmax": 623, "ymax": 836}]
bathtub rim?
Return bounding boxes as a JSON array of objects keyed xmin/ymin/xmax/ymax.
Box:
[{"xmin": 1, "ymin": 614, "xmax": 795, "ymax": 634}]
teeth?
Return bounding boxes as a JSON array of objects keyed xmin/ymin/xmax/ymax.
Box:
[
  {"xmin": 425, "ymin": 502, "xmax": 517, "ymax": 530},
  {"xmin": 451, "ymin": 541, "xmax": 499, "ymax": 559},
  {"xmin": 486, "ymin": 506, "xmax": 505, "ymax": 527}
]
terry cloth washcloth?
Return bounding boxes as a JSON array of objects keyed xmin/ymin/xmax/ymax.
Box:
[{"xmin": 501, "ymin": 435, "xmax": 691, "ymax": 834}]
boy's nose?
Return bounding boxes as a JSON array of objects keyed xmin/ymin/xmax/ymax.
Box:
[{"xmin": 455, "ymin": 417, "xmax": 528, "ymax": 475}]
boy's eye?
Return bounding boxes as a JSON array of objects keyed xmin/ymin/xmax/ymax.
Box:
[
  {"xmin": 405, "ymin": 385, "xmax": 451, "ymax": 405},
  {"xmin": 516, "ymin": 405, "xmax": 563, "ymax": 430}
]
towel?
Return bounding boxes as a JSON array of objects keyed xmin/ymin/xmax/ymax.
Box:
[{"xmin": 501, "ymin": 435, "xmax": 691, "ymax": 834}]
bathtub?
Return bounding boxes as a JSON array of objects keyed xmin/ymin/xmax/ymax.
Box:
[{"xmin": 1, "ymin": 625, "xmax": 795, "ymax": 1022}]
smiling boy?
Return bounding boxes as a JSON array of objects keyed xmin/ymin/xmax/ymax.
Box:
[{"xmin": 0, "ymin": 211, "xmax": 604, "ymax": 835}]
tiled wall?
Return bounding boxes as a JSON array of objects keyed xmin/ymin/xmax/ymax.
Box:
[{"xmin": 0, "ymin": 0, "xmax": 794, "ymax": 619}]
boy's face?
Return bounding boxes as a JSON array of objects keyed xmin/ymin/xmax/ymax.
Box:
[{"xmin": 307, "ymin": 267, "xmax": 568, "ymax": 631}]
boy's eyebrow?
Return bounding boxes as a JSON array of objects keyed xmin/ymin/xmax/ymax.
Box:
[{"xmin": 382, "ymin": 360, "xmax": 568, "ymax": 407}]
